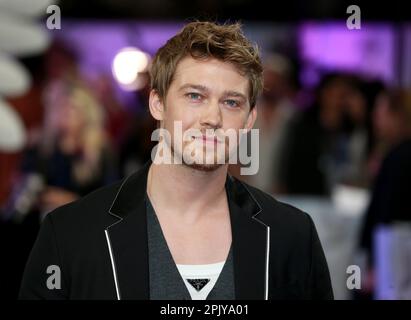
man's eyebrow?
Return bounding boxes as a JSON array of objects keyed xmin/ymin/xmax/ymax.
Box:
[
  {"xmin": 178, "ymin": 84, "xmax": 248, "ymax": 101},
  {"xmin": 222, "ymin": 90, "xmax": 247, "ymax": 101},
  {"xmin": 178, "ymin": 84, "xmax": 209, "ymax": 93}
]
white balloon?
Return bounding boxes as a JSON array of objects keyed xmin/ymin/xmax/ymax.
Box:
[
  {"xmin": 0, "ymin": 55, "xmax": 31, "ymax": 96},
  {"xmin": 0, "ymin": 13, "xmax": 50, "ymax": 56},
  {"xmin": 0, "ymin": 0, "xmax": 57, "ymax": 17},
  {"xmin": 0, "ymin": 99, "xmax": 26, "ymax": 152}
]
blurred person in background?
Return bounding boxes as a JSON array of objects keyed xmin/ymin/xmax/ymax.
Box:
[
  {"xmin": 279, "ymin": 72, "xmax": 351, "ymax": 195},
  {"xmin": 335, "ymin": 78, "xmax": 385, "ymax": 189},
  {"xmin": 243, "ymin": 53, "xmax": 299, "ymax": 194},
  {"xmin": 367, "ymin": 88, "xmax": 411, "ymax": 180},
  {"xmin": 356, "ymin": 89, "xmax": 411, "ymax": 299},
  {"xmin": 278, "ymin": 73, "xmax": 378, "ymax": 195},
  {"xmin": 7, "ymin": 80, "xmax": 118, "ymax": 222},
  {"xmin": 1, "ymin": 39, "xmax": 119, "ymax": 299}
]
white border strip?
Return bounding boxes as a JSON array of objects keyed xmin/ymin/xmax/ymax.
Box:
[{"xmin": 105, "ymin": 230, "xmax": 121, "ymax": 300}]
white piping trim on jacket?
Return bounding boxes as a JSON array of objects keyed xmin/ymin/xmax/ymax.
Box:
[
  {"xmin": 250, "ymin": 215, "xmax": 270, "ymax": 300},
  {"xmin": 105, "ymin": 230, "xmax": 121, "ymax": 300},
  {"xmin": 240, "ymin": 181, "xmax": 270, "ymax": 300},
  {"xmin": 265, "ymin": 226, "xmax": 270, "ymax": 300},
  {"xmin": 106, "ymin": 173, "xmax": 270, "ymax": 300},
  {"xmin": 104, "ymin": 175, "xmax": 132, "ymax": 300}
]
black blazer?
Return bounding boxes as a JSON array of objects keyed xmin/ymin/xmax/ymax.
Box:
[{"xmin": 19, "ymin": 161, "xmax": 333, "ymax": 300}]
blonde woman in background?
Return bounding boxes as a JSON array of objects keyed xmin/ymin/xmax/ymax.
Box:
[{"xmin": 15, "ymin": 80, "xmax": 118, "ymax": 219}]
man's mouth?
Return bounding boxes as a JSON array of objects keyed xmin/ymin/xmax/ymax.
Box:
[{"xmin": 194, "ymin": 135, "xmax": 224, "ymax": 144}]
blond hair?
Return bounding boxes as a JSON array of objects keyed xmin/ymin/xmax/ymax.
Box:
[
  {"xmin": 42, "ymin": 80, "xmax": 107, "ymax": 184},
  {"xmin": 150, "ymin": 21, "xmax": 263, "ymax": 109}
]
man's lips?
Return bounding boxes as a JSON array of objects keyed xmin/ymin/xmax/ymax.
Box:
[{"xmin": 194, "ymin": 135, "xmax": 223, "ymax": 144}]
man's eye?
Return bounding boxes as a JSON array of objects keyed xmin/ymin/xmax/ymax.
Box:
[
  {"xmin": 225, "ymin": 100, "xmax": 239, "ymax": 108},
  {"xmin": 186, "ymin": 93, "xmax": 202, "ymax": 100}
]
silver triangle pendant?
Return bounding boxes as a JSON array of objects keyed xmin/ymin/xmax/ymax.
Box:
[{"xmin": 187, "ymin": 278, "xmax": 210, "ymax": 291}]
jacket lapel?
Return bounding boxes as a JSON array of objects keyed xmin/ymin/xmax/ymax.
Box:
[
  {"xmin": 105, "ymin": 162, "xmax": 151, "ymax": 300},
  {"xmin": 226, "ymin": 176, "xmax": 269, "ymax": 300}
]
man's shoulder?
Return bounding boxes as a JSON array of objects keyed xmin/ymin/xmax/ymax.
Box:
[
  {"xmin": 45, "ymin": 178, "xmax": 125, "ymax": 228},
  {"xmin": 237, "ymin": 179, "xmax": 313, "ymax": 231}
]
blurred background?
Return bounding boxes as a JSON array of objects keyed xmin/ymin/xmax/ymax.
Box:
[{"xmin": 0, "ymin": 0, "xmax": 410, "ymax": 300}]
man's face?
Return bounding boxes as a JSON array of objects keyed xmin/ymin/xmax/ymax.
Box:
[{"xmin": 149, "ymin": 56, "xmax": 257, "ymax": 172}]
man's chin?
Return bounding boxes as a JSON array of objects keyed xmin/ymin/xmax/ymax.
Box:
[{"xmin": 170, "ymin": 145, "xmax": 229, "ymax": 172}]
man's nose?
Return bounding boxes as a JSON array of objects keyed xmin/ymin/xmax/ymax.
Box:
[{"xmin": 199, "ymin": 100, "xmax": 222, "ymax": 128}]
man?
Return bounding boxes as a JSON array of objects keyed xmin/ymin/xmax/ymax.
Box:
[{"xmin": 19, "ymin": 21, "xmax": 333, "ymax": 300}]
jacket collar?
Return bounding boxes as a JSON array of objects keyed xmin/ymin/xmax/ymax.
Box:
[
  {"xmin": 105, "ymin": 160, "xmax": 269, "ymax": 300},
  {"xmin": 109, "ymin": 160, "xmax": 262, "ymax": 220}
]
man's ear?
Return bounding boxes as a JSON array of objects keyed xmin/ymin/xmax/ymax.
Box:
[
  {"xmin": 149, "ymin": 89, "xmax": 165, "ymax": 121},
  {"xmin": 244, "ymin": 105, "xmax": 257, "ymax": 132}
]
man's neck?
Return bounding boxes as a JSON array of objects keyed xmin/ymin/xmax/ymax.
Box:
[{"xmin": 147, "ymin": 162, "xmax": 228, "ymax": 221}]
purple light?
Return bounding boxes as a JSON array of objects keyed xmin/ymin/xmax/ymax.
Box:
[
  {"xmin": 299, "ymin": 22, "xmax": 395, "ymax": 84},
  {"xmin": 50, "ymin": 20, "xmax": 183, "ymax": 110}
]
